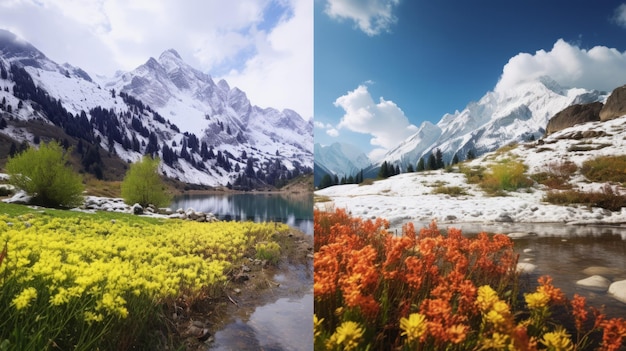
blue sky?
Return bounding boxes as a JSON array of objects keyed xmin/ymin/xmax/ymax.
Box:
[
  {"xmin": 314, "ymin": 0, "xmax": 626, "ymax": 161},
  {"xmin": 0, "ymin": 0, "xmax": 312, "ymax": 119}
]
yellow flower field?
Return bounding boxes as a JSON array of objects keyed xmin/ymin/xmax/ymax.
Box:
[{"xmin": 0, "ymin": 208, "xmax": 289, "ymax": 350}]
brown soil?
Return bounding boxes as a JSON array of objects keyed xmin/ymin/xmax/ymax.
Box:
[{"xmin": 166, "ymin": 227, "xmax": 313, "ymax": 350}]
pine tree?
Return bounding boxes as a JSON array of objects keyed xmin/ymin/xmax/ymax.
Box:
[
  {"xmin": 407, "ymin": 164, "xmax": 414, "ymax": 173},
  {"xmin": 435, "ymin": 149, "xmax": 444, "ymax": 169},
  {"xmin": 416, "ymin": 157, "xmax": 425, "ymax": 172},
  {"xmin": 452, "ymin": 153, "xmax": 460, "ymax": 165},
  {"xmin": 427, "ymin": 153, "xmax": 437, "ymax": 170}
]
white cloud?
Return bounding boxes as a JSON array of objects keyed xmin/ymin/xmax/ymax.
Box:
[
  {"xmin": 613, "ymin": 3, "xmax": 626, "ymax": 28},
  {"xmin": 495, "ymin": 39, "xmax": 626, "ymax": 93},
  {"xmin": 334, "ymin": 84, "xmax": 417, "ymax": 158},
  {"xmin": 326, "ymin": 128, "xmax": 339, "ymax": 137},
  {"xmin": 324, "ymin": 0, "xmax": 400, "ymax": 36},
  {"xmin": 221, "ymin": 0, "xmax": 313, "ymax": 119},
  {"xmin": 0, "ymin": 0, "xmax": 311, "ymax": 118}
]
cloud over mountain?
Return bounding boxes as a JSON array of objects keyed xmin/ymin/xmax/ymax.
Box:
[
  {"xmin": 495, "ymin": 39, "xmax": 626, "ymax": 94},
  {"xmin": 334, "ymin": 84, "xmax": 417, "ymax": 161}
]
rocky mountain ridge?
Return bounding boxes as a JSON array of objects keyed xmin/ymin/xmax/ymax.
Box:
[{"xmin": 0, "ymin": 29, "xmax": 312, "ymax": 188}]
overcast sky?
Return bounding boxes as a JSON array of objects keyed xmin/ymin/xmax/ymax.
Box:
[
  {"xmin": 315, "ymin": 0, "xmax": 626, "ymax": 161},
  {"xmin": 0, "ymin": 0, "xmax": 313, "ymax": 120}
]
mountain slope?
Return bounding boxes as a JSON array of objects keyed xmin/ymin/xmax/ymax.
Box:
[
  {"xmin": 314, "ymin": 142, "xmax": 371, "ymax": 178},
  {"xmin": 381, "ymin": 76, "xmax": 607, "ymax": 169},
  {"xmin": 0, "ymin": 30, "xmax": 312, "ymax": 188}
]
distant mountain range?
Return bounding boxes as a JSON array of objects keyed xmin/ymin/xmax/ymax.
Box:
[
  {"xmin": 313, "ymin": 142, "xmax": 371, "ymax": 186},
  {"xmin": 0, "ymin": 29, "xmax": 312, "ymax": 188},
  {"xmin": 315, "ymin": 75, "xmax": 608, "ymax": 180}
]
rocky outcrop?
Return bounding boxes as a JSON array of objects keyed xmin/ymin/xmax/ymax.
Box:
[
  {"xmin": 599, "ymin": 84, "xmax": 626, "ymax": 121},
  {"xmin": 545, "ymin": 102, "xmax": 602, "ymax": 135}
]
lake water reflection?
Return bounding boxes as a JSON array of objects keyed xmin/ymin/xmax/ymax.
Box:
[{"xmin": 170, "ymin": 192, "xmax": 313, "ymax": 235}]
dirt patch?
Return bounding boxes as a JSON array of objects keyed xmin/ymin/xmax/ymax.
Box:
[{"xmin": 167, "ymin": 227, "xmax": 313, "ymax": 350}]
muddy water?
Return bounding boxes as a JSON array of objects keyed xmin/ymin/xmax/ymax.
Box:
[{"xmin": 410, "ymin": 222, "xmax": 626, "ymax": 318}]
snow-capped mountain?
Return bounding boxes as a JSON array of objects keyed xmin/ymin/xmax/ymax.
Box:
[
  {"xmin": 0, "ymin": 29, "xmax": 312, "ymax": 188},
  {"xmin": 381, "ymin": 76, "xmax": 607, "ymax": 169},
  {"xmin": 314, "ymin": 142, "xmax": 371, "ymax": 179}
]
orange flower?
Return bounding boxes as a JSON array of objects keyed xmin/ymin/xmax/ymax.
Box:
[
  {"xmin": 599, "ymin": 318, "xmax": 626, "ymax": 351},
  {"xmin": 571, "ymin": 294, "xmax": 588, "ymax": 332},
  {"xmin": 537, "ymin": 276, "xmax": 566, "ymax": 305},
  {"xmin": 447, "ymin": 324, "xmax": 468, "ymax": 344}
]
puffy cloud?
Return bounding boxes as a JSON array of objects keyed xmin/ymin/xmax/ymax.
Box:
[
  {"xmin": 326, "ymin": 128, "xmax": 339, "ymax": 137},
  {"xmin": 335, "ymin": 84, "xmax": 418, "ymax": 159},
  {"xmin": 495, "ymin": 39, "xmax": 626, "ymax": 93},
  {"xmin": 0, "ymin": 0, "xmax": 311, "ymax": 118},
  {"xmin": 613, "ymin": 3, "xmax": 626, "ymax": 28},
  {"xmin": 324, "ymin": 0, "xmax": 400, "ymax": 36}
]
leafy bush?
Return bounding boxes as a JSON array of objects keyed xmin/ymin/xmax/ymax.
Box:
[
  {"xmin": 121, "ymin": 156, "xmax": 170, "ymax": 207},
  {"xmin": 459, "ymin": 164, "xmax": 486, "ymax": 184},
  {"xmin": 480, "ymin": 159, "xmax": 533, "ymax": 195},
  {"xmin": 543, "ymin": 184, "xmax": 626, "ymax": 211},
  {"xmin": 6, "ymin": 141, "xmax": 84, "ymax": 208},
  {"xmin": 581, "ymin": 155, "xmax": 626, "ymax": 184}
]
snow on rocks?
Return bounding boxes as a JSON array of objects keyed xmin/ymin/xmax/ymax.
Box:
[{"xmin": 608, "ymin": 280, "xmax": 626, "ymax": 304}]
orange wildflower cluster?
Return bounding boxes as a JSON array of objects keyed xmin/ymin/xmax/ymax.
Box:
[
  {"xmin": 314, "ymin": 209, "xmax": 626, "ymax": 351},
  {"xmin": 314, "ymin": 209, "xmax": 519, "ymax": 349}
]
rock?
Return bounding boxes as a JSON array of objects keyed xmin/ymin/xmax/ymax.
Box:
[
  {"xmin": 582, "ymin": 266, "xmax": 623, "ymax": 276},
  {"xmin": 445, "ymin": 215, "xmax": 457, "ymax": 221},
  {"xmin": 507, "ymin": 232, "xmax": 530, "ymax": 239},
  {"xmin": 516, "ymin": 263, "xmax": 537, "ymax": 273},
  {"xmin": 3, "ymin": 190, "xmax": 31, "ymax": 205},
  {"xmin": 576, "ymin": 275, "xmax": 611, "ymax": 290},
  {"xmin": 608, "ymin": 280, "xmax": 626, "ymax": 304},
  {"xmin": 131, "ymin": 203, "xmax": 143, "ymax": 215},
  {"xmin": 495, "ymin": 213, "xmax": 514, "ymax": 223},
  {"xmin": 600, "ymin": 84, "xmax": 626, "ymax": 121},
  {"xmin": 546, "ymin": 102, "xmax": 603, "ymax": 135}
]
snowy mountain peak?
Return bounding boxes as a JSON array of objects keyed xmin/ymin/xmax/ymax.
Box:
[
  {"xmin": 314, "ymin": 142, "xmax": 371, "ymax": 178},
  {"xmin": 0, "ymin": 29, "xmax": 312, "ymax": 188},
  {"xmin": 380, "ymin": 75, "xmax": 608, "ymax": 170},
  {"xmin": 0, "ymin": 29, "xmax": 45, "ymax": 61}
]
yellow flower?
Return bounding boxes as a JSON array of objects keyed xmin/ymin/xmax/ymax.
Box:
[
  {"xmin": 540, "ymin": 327, "xmax": 574, "ymax": 351},
  {"xmin": 12, "ymin": 287, "xmax": 37, "ymax": 310},
  {"xmin": 400, "ymin": 313, "xmax": 427, "ymax": 343},
  {"xmin": 525, "ymin": 290, "xmax": 550, "ymax": 309},
  {"xmin": 326, "ymin": 321, "xmax": 364, "ymax": 351},
  {"xmin": 314, "ymin": 314, "xmax": 324, "ymax": 338},
  {"xmin": 476, "ymin": 285, "xmax": 499, "ymax": 312},
  {"xmin": 479, "ymin": 332, "xmax": 509, "ymax": 349}
]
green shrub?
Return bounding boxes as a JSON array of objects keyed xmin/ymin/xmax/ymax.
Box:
[
  {"xmin": 121, "ymin": 157, "xmax": 171, "ymax": 207},
  {"xmin": 481, "ymin": 159, "xmax": 533, "ymax": 195},
  {"xmin": 581, "ymin": 155, "xmax": 626, "ymax": 184},
  {"xmin": 255, "ymin": 242, "xmax": 281, "ymax": 265},
  {"xmin": 6, "ymin": 141, "xmax": 84, "ymax": 208},
  {"xmin": 459, "ymin": 164, "xmax": 486, "ymax": 184}
]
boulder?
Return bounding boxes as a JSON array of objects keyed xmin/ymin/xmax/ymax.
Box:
[
  {"xmin": 131, "ymin": 203, "xmax": 144, "ymax": 215},
  {"xmin": 516, "ymin": 262, "xmax": 537, "ymax": 273},
  {"xmin": 546, "ymin": 102, "xmax": 602, "ymax": 135},
  {"xmin": 576, "ymin": 275, "xmax": 611, "ymax": 290},
  {"xmin": 608, "ymin": 280, "xmax": 626, "ymax": 304},
  {"xmin": 600, "ymin": 84, "xmax": 626, "ymax": 121}
]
